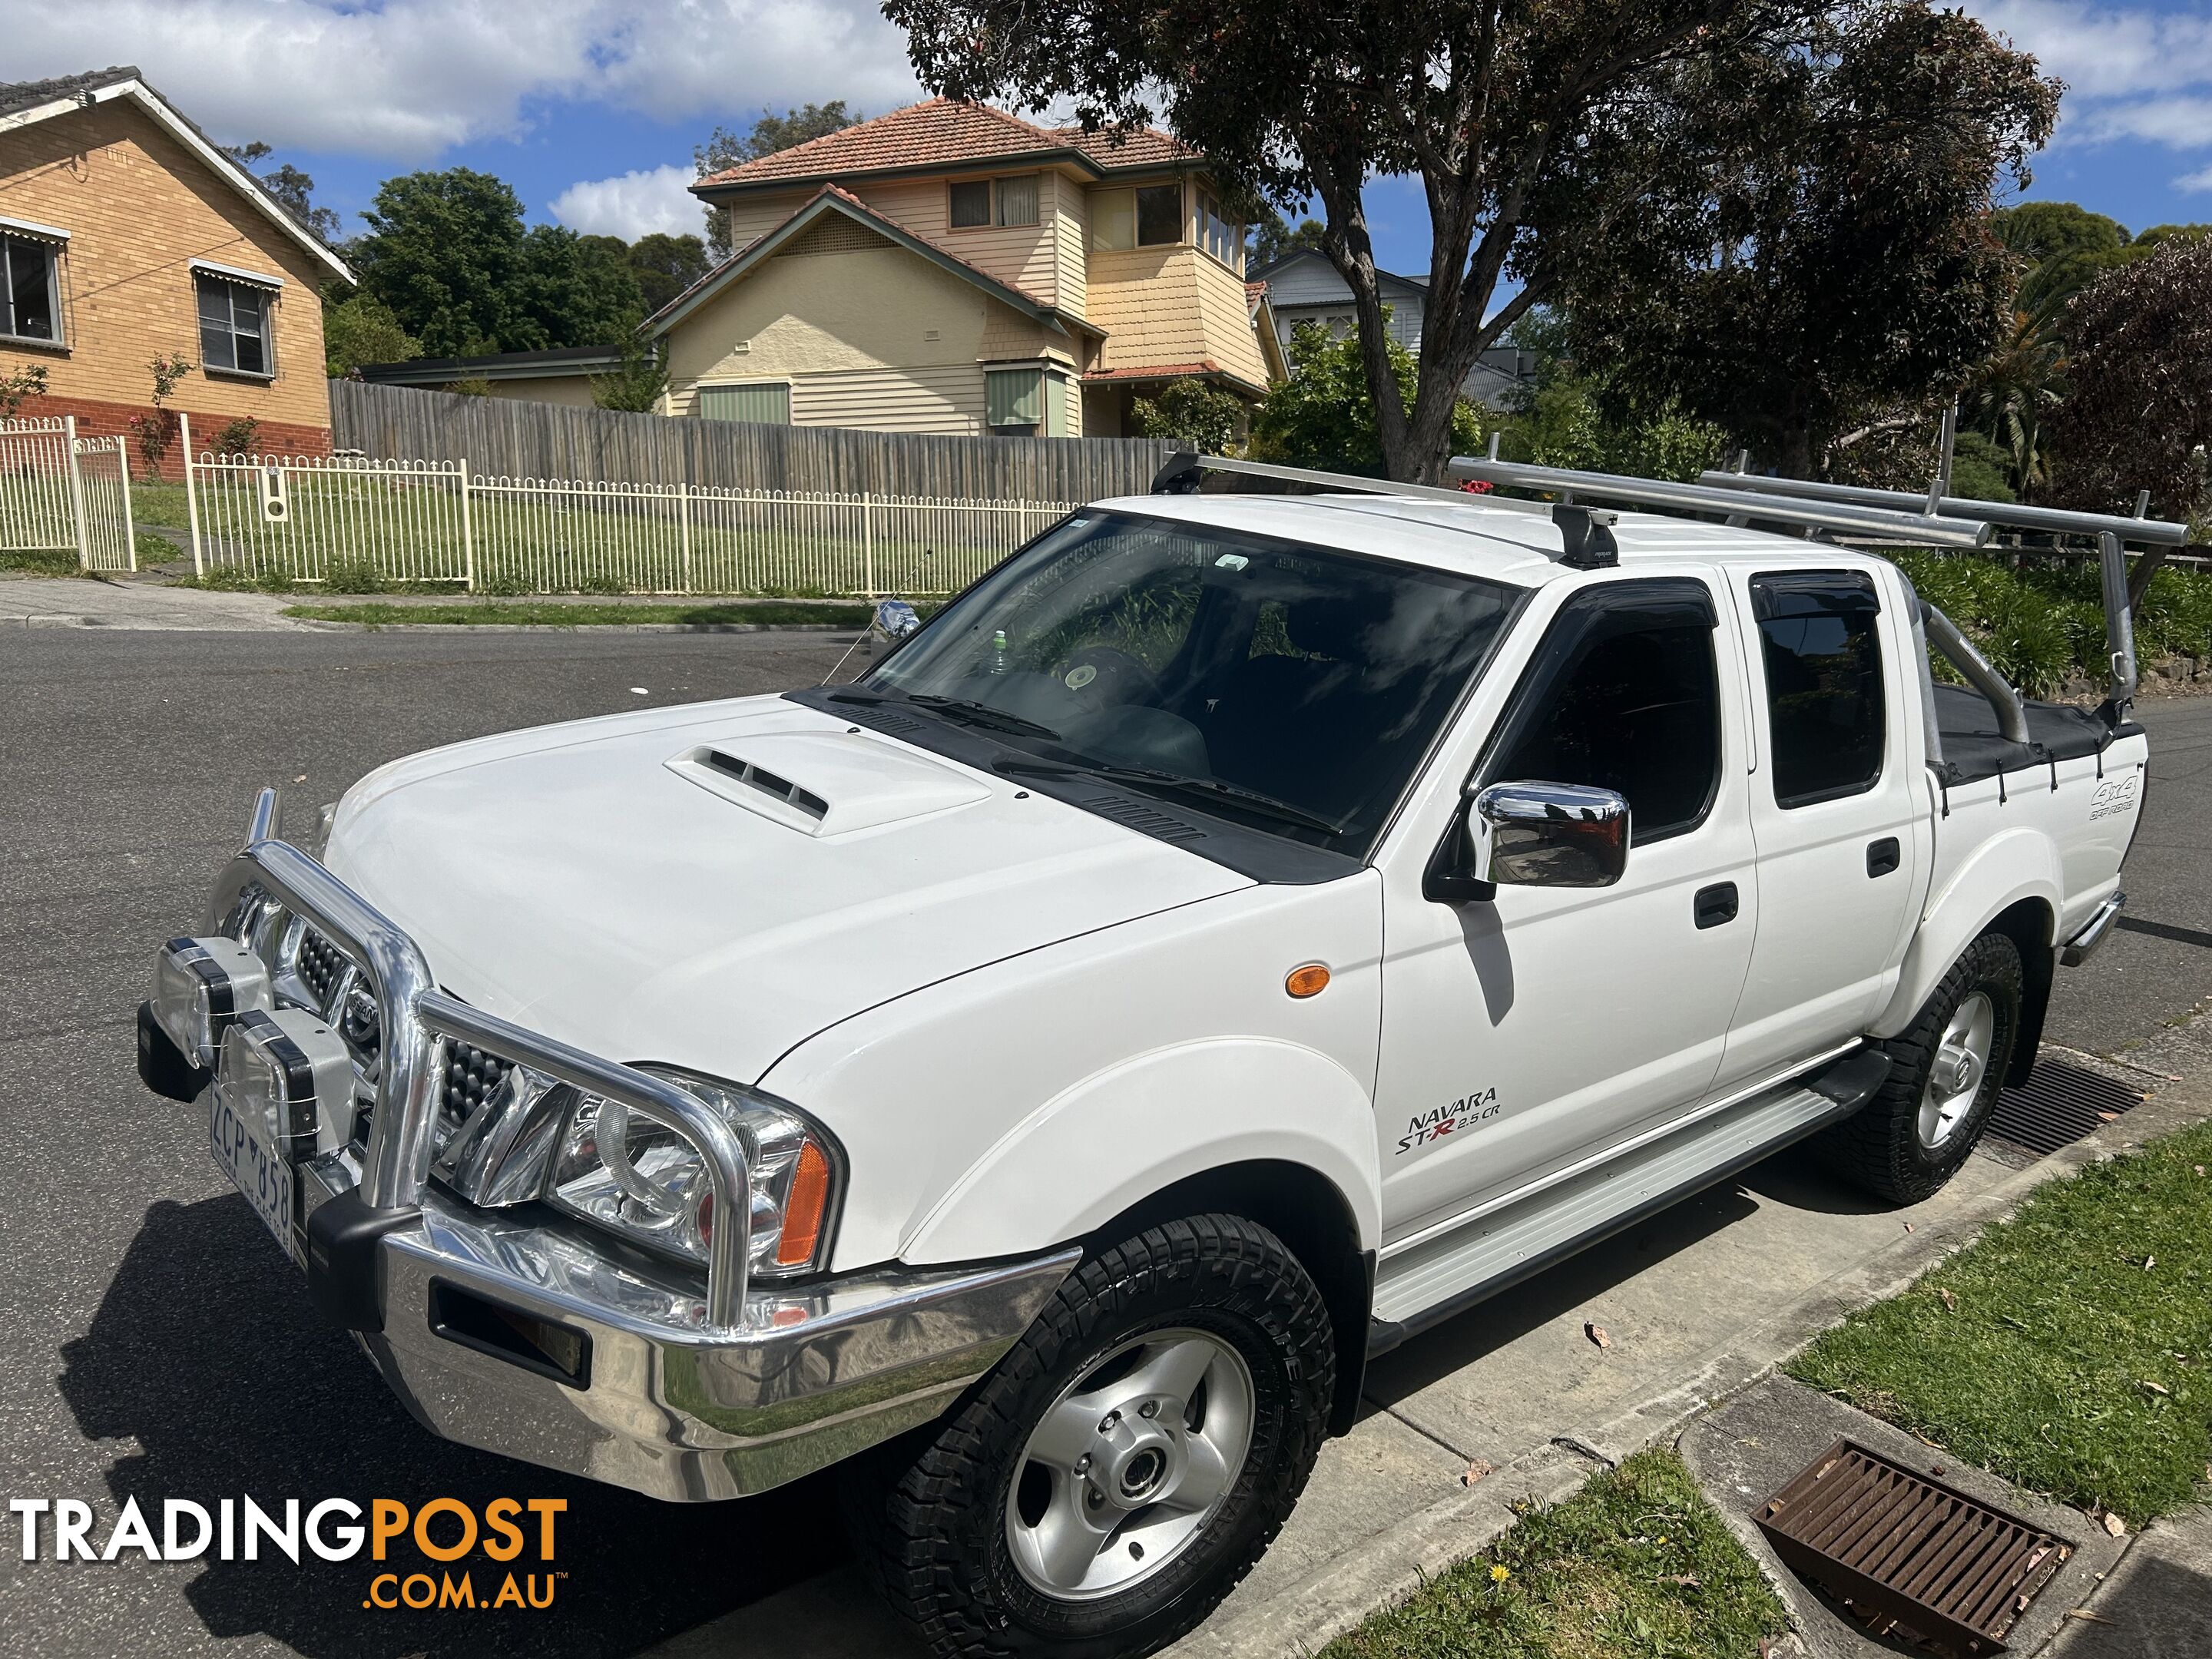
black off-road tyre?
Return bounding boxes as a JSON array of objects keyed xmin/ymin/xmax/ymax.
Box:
[
  {"xmin": 1818, "ymin": 929, "xmax": 2023, "ymax": 1204},
  {"xmin": 848, "ymin": 1214, "xmax": 1333, "ymax": 1659}
]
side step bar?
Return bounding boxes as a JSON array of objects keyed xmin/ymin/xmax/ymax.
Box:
[
  {"xmin": 1367, "ymin": 1047, "xmax": 1890, "ymax": 1355},
  {"xmin": 2061, "ymin": 891, "xmax": 2125, "ymax": 967}
]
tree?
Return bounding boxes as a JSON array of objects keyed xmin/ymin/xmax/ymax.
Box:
[
  {"xmin": 1246, "ymin": 210, "xmax": 1325, "ymax": 269},
  {"xmin": 1252, "ymin": 317, "xmax": 1481, "ymax": 476},
  {"xmin": 224, "ymin": 141, "xmax": 343, "ymax": 243},
  {"xmin": 591, "ymin": 336, "xmax": 672, "ymax": 412},
  {"xmin": 353, "ymin": 169, "xmax": 534, "ymax": 356},
  {"xmin": 1561, "ymin": 5, "xmax": 2057, "ymax": 479},
  {"xmin": 323, "ymin": 293, "xmax": 420, "ymax": 376},
  {"xmin": 2045, "ymin": 237, "xmax": 2212, "ymax": 528},
  {"xmin": 695, "ymin": 102, "xmax": 862, "ymax": 257},
  {"xmin": 525, "ymin": 230, "xmax": 648, "ymax": 346},
  {"xmin": 628, "ymin": 232, "xmax": 713, "ymax": 313},
  {"xmin": 1492, "ymin": 306, "xmax": 1723, "ymax": 480},
  {"xmin": 889, "ymin": 0, "xmax": 1885, "ymax": 484},
  {"xmin": 1989, "ymin": 201, "xmax": 2128, "ymax": 269},
  {"xmin": 1131, "ymin": 377, "xmax": 1247, "ymax": 452},
  {"xmin": 351, "ymin": 171, "xmax": 646, "ymax": 356}
]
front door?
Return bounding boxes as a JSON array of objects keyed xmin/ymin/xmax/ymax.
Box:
[{"xmin": 1375, "ymin": 575, "xmax": 1760, "ymax": 1243}]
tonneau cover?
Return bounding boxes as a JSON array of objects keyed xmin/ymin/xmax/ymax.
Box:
[{"xmin": 1931, "ymin": 683, "xmax": 2140, "ymax": 783}]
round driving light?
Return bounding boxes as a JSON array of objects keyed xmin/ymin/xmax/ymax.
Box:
[{"xmin": 1284, "ymin": 963, "xmax": 1331, "ymax": 999}]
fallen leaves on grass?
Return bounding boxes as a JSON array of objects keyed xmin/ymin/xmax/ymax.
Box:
[
  {"xmin": 2139, "ymin": 1380, "xmax": 2171, "ymax": 1398},
  {"xmin": 1937, "ymin": 1287, "xmax": 1959, "ymax": 1313}
]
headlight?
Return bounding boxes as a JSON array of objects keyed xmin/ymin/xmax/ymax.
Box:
[
  {"xmin": 216, "ymin": 1007, "xmax": 354, "ymax": 1164},
  {"xmin": 154, "ymin": 935, "xmax": 275, "ymax": 1069},
  {"xmin": 548, "ymin": 1068, "xmax": 839, "ymax": 1278}
]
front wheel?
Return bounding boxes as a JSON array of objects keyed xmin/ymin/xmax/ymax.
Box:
[
  {"xmin": 1819, "ymin": 929, "xmax": 2023, "ymax": 1203},
  {"xmin": 855, "ymin": 1214, "xmax": 1334, "ymax": 1659}
]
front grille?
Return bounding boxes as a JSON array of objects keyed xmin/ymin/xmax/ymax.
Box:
[
  {"xmin": 441, "ymin": 1042, "xmax": 514, "ymax": 1134},
  {"xmin": 1753, "ymin": 1439, "xmax": 2068, "ymax": 1653},
  {"xmin": 296, "ymin": 928, "xmax": 348, "ymax": 1008}
]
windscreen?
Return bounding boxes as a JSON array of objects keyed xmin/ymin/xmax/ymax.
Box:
[{"xmin": 867, "ymin": 509, "xmax": 1521, "ymax": 856}]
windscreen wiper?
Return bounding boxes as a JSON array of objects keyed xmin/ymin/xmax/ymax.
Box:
[
  {"xmin": 995, "ymin": 758, "xmax": 1344, "ymax": 836},
  {"xmin": 906, "ymin": 695, "xmax": 1061, "ymax": 740}
]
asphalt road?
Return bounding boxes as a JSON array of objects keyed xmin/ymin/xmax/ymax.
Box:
[{"xmin": 0, "ymin": 628, "xmax": 2205, "ymax": 1658}]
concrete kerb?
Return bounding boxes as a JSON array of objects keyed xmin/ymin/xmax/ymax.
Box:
[{"xmin": 1167, "ymin": 1071, "xmax": 2212, "ymax": 1659}]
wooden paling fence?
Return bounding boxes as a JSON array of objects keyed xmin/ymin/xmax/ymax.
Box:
[{"xmin": 329, "ymin": 379, "xmax": 1180, "ymax": 502}]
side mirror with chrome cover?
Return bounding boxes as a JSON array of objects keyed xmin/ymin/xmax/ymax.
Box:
[{"xmin": 1470, "ymin": 780, "xmax": 1631, "ymax": 888}]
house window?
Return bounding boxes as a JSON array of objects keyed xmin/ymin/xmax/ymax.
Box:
[
  {"xmin": 1198, "ymin": 192, "xmax": 1239, "ymax": 267},
  {"xmin": 1137, "ymin": 184, "xmax": 1184, "ymax": 246},
  {"xmin": 1092, "ymin": 190, "xmax": 1135, "ymax": 251},
  {"xmin": 985, "ymin": 366, "xmax": 1045, "ymax": 431},
  {"xmin": 949, "ymin": 180, "xmax": 992, "ymax": 229},
  {"xmin": 995, "ymin": 174, "xmax": 1040, "ymax": 227},
  {"xmin": 1, "ymin": 233, "xmax": 61, "ymax": 344},
  {"xmin": 697, "ymin": 382, "xmax": 790, "ymax": 424},
  {"xmin": 197, "ymin": 275, "xmax": 274, "ymax": 376}
]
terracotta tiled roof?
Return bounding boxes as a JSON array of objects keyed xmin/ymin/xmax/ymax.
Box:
[
  {"xmin": 1245, "ymin": 280, "xmax": 1269, "ymax": 300},
  {"xmin": 697, "ymin": 97, "xmax": 1194, "ymax": 189}
]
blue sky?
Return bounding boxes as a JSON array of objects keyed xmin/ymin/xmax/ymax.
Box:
[{"xmin": 9, "ymin": 1, "xmax": 2210, "ymax": 278}]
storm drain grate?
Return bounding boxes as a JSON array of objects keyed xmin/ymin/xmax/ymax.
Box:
[
  {"xmin": 1753, "ymin": 1439, "xmax": 2068, "ymax": 1655},
  {"xmin": 1988, "ymin": 1058, "xmax": 2143, "ymax": 1158}
]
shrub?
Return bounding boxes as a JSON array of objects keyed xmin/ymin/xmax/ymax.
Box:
[
  {"xmin": 320, "ymin": 559, "xmax": 387, "ymax": 594},
  {"xmin": 211, "ymin": 416, "xmax": 261, "ymax": 458}
]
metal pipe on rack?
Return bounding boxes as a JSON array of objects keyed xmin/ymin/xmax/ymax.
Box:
[
  {"xmin": 1449, "ymin": 456, "xmax": 1994, "ymax": 547},
  {"xmin": 1695, "ymin": 470, "xmax": 2188, "ymax": 547}
]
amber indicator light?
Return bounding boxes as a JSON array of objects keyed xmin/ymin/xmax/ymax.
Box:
[
  {"xmin": 775, "ymin": 1141, "xmax": 834, "ymax": 1267},
  {"xmin": 1285, "ymin": 964, "xmax": 1331, "ymax": 999}
]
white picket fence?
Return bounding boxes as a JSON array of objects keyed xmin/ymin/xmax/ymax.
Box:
[
  {"xmin": 180, "ymin": 412, "xmax": 1075, "ymax": 597},
  {"xmin": 0, "ymin": 416, "xmax": 137, "ymax": 572}
]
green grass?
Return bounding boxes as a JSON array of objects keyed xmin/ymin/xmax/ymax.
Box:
[
  {"xmin": 1791, "ymin": 1119, "xmax": 2212, "ymax": 1525},
  {"xmin": 1318, "ymin": 1448, "xmax": 1786, "ymax": 1659},
  {"xmin": 0, "ymin": 546, "xmax": 79, "ymax": 575},
  {"xmin": 280, "ymin": 599, "xmax": 909, "ymax": 628}
]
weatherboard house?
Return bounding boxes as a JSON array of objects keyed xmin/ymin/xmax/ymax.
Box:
[
  {"xmin": 651, "ymin": 100, "xmax": 1286, "ymax": 438},
  {"xmin": 0, "ymin": 66, "xmax": 353, "ymax": 468}
]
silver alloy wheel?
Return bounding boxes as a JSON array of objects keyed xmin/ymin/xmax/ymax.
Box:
[
  {"xmin": 1004, "ymin": 1327, "xmax": 1255, "ymax": 1601},
  {"xmin": 1919, "ymin": 991, "xmax": 1996, "ymax": 1149}
]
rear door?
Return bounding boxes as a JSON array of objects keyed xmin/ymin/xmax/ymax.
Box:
[
  {"xmin": 1373, "ymin": 573, "xmax": 1760, "ymax": 1238},
  {"xmin": 1719, "ymin": 566, "xmax": 1925, "ymax": 1084}
]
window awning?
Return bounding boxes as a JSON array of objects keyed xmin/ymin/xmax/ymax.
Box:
[
  {"xmin": 190, "ymin": 257, "xmax": 284, "ymax": 290},
  {"xmin": 0, "ymin": 216, "xmax": 71, "ymax": 243}
]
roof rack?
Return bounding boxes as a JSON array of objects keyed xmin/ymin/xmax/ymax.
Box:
[
  {"xmin": 1448, "ymin": 454, "xmax": 1993, "ymax": 548},
  {"xmin": 1697, "ymin": 461, "xmax": 2190, "ymax": 548},
  {"xmin": 1149, "ymin": 451, "xmax": 1549, "ymax": 517},
  {"xmin": 1149, "ymin": 445, "xmax": 2143, "ymax": 727}
]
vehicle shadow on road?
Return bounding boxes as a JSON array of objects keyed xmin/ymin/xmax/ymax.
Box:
[
  {"xmin": 1357, "ymin": 1177, "xmax": 1762, "ymax": 1408},
  {"xmin": 55, "ymin": 1194, "xmax": 848, "ymax": 1658}
]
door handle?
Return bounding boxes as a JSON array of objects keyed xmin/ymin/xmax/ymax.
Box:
[
  {"xmin": 1867, "ymin": 837, "xmax": 1902, "ymax": 878},
  {"xmin": 1694, "ymin": 882, "xmax": 1739, "ymax": 929}
]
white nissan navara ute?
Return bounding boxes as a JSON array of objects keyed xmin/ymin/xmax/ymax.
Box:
[{"xmin": 138, "ymin": 459, "xmax": 2146, "ymax": 1659}]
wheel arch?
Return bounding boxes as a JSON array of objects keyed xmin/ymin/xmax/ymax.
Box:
[
  {"xmin": 1982, "ymin": 895, "xmax": 2056, "ymax": 1086},
  {"xmin": 1084, "ymin": 1160, "xmax": 1374, "ymax": 1439}
]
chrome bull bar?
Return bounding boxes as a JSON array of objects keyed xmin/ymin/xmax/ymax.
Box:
[{"xmin": 204, "ymin": 787, "xmax": 753, "ymax": 1328}]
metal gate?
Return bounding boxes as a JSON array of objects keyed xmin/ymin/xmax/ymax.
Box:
[{"xmin": 0, "ymin": 415, "xmax": 137, "ymax": 572}]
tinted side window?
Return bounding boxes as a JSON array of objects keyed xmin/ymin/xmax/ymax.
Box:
[
  {"xmin": 1752, "ymin": 573, "xmax": 1885, "ymax": 807},
  {"xmin": 1488, "ymin": 583, "xmax": 1723, "ymax": 843}
]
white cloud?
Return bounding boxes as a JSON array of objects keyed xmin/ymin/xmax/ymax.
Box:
[
  {"xmin": 549, "ymin": 164, "xmax": 706, "ymax": 240},
  {"xmin": 2180, "ymin": 165, "xmax": 2212, "ymax": 194},
  {"xmin": 1964, "ymin": 1, "xmax": 2212, "ymax": 167},
  {"xmin": 8, "ymin": 2, "xmax": 920, "ymax": 161}
]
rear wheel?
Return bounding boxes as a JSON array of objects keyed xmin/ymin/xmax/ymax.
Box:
[
  {"xmin": 1820, "ymin": 929, "xmax": 2023, "ymax": 1203},
  {"xmin": 852, "ymin": 1214, "xmax": 1333, "ymax": 1659}
]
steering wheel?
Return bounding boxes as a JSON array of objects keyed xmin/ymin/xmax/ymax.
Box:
[{"xmin": 1056, "ymin": 645, "xmax": 1161, "ymax": 707}]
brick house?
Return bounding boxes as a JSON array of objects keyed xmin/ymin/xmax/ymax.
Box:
[
  {"xmin": 656, "ymin": 100, "xmax": 1286, "ymax": 438},
  {"xmin": 0, "ymin": 66, "xmax": 353, "ymax": 472}
]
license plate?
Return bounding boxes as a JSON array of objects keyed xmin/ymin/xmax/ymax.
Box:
[{"xmin": 210, "ymin": 1091, "xmax": 298, "ymax": 1262}]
